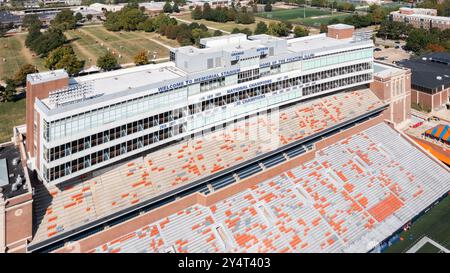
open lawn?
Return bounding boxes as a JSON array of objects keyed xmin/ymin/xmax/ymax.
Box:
[
  {"xmin": 0, "ymin": 25, "xmax": 176, "ymax": 81},
  {"xmin": 66, "ymin": 26, "xmax": 172, "ymax": 67},
  {"xmin": 0, "ymin": 34, "xmax": 46, "ymax": 81},
  {"xmin": 289, "ymin": 13, "xmax": 351, "ymax": 27},
  {"xmin": 0, "ymin": 98, "xmax": 25, "ymax": 143},
  {"xmin": 385, "ymin": 194, "xmax": 450, "ymax": 253}
]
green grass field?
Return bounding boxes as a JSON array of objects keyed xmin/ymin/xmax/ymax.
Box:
[
  {"xmin": 258, "ymin": 7, "xmax": 331, "ymax": 21},
  {"xmin": 65, "ymin": 26, "xmax": 171, "ymax": 67},
  {"xmin": 0, "ymin": 98, "xmax": 25, "ymax": 143},
  {"xmin": 0, "ymin": 36, "xmax": 30, "ymax": 80},
  {"xmin": 0, "ymin": 25, "xmax": 175, "ymax": 81},
  {"xmin": 416, "ymin": 242, "xmax": 442, "ymax": 253},
  {"xmin": 290, "ymin": 13, "xmax": 351, "ymax": 27},
  {"xmin": 257, "ymin": 8, "xmax": 351, "ymax": 27},
  {"xmin": 385, "ymin": 194, "xmax": 450, "ymax": 253}
]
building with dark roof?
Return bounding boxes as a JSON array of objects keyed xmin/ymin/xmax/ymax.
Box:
[
  {"xmin": 397, "ymin": 52, "xmax": 450, "ymax": 111},
  {"xmin": 0, "ymin": 140, "xmax": 33, "ymax": 253},
  {"xmin": 0, "ymin": 11, "xmax": 21, "ymax": 26}
]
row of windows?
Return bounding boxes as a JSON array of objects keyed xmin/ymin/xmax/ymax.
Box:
[
  {"xmin": 238, "ymin": 68, "xmax": 260, "ymax": 84},
  {"xmin": 303, "ymin": 48, "xmax": 372, "ymax": 71},
  {"xmin": 44, "ymin": 71, "xmax": 373, "ymax": 182},
  {"xmin": 303, "ymin": 73, "xmax": 372, "ymax": 96},
  {"xmin": 43, "ymin": 62, "xmax": 372, "ymax": 164},
  {"xmin": 199, "ymin": 77, "xmax": 226, "ymax": 92},
  {"xmin": 44, "ymin": 47, "xmax": 372, "ymax": 142},
  {"xmin": 45, "ymin": 124, "xmax": 185, "ymax": 182},
  {"xmin": 44, "ymin": 107, "xmax": 185, "ymax": 163},
  {"xmin": 44, "ymin": 88, "xmax": 186, "ymax": 142}
]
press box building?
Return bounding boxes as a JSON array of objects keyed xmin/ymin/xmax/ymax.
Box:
[{"xmin": 25, "ymin": 24, "xmax": 375, "ymax": 185}]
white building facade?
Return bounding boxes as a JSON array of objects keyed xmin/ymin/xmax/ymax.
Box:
[{"xmin": 27, "ymin": 25, "xmax": 374, "ymax": 185}]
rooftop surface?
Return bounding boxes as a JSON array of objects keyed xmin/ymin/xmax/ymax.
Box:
[
  {"xmin": 373, "ymin": 62, "xmax": 407, "ymax": 78},
  {"xmin": 89, "ymin": 123, "xmax": 450, "ymax": 253},
  {"xmin": 30, "ymin": 89, "xmax": 384, "ymax": 245},
  {"xmin": 27, "ymin": 69, "xmax": 69, "ymax": 85},
  {"xmin": 31, "ymin": 32, "xmax": 372, "ymax": 111},
  {"xmin": 0, "ymin": 144, "xmax": 27, "ymax": 199},
  {"xmin": 397, "ymin": 53, "xmax": 450, "ymax": 91},
  {"xmin": 39, "ymin": 62, "xmax": 185, "ymax": 109}
]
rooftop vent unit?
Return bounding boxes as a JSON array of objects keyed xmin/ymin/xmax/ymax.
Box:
[{"xmin": 436, "ymin": 76, "xmax": 442, "ymax": 80}]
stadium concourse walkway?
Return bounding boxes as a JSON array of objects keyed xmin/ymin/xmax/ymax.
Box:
[
  {"xmin": 84, "ymin": 123, "xmax": 450, "ymax": 253},
  {"xmin": 29, "ymin": 89, "xmax": 384, "ymax": 250}
]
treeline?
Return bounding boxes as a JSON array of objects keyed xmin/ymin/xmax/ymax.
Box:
[
  {"xmin": 25, "ymin": 10, "xmax": 82, "ymax": 57},
  {"xmin": 318, "ymin": 4, "xmax": 393, "ymax": 30},
  {"xmin": 104, "ymin": 3, "xmax": 181, "ymax": 31},
  {"xmin": 192, "ymin": 4, "xmax": 255, "ymax": 24},
  {"xmin": 160, "ymin": 20, "xmax": 214, "ymax": 46},
  {"xmin": 417, "ymin": 0, "xmax": 450, "ymax": 17},
  {"xmin": 5, "ymin": 10, "xmax": 87, "ymax": 97},
  {"xmin": 231, "ymin": 21, "xmax": 308, "ymax": 38},
  {"xmin": 378, "ymin": 21, "xmax": 450, "ymax": 54}
]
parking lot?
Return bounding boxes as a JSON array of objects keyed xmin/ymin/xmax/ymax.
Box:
[{"xmin": 374, "ymin": 38, "xmax": 411, "ymax": 64}]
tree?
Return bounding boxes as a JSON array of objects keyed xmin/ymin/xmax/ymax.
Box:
[
  {"xmin": 86, "ymin": 14, "xmax": 93, "ymax": 21},
  {"xmin": 264, "ymin": 3, "xmax": 272, "ymax": 12},
  {"xmin": 52, "ymin": 10, "xmax": 77, "ymax": 30},
  {"xmin": 254, "ymin": 21, "xmax": 268, "ymax": 35},
  {"xmin": 235, "ymin": 11, "xmax": 255, "ymax": 24},
  {"xmin": 26, "ymin": 28, "xmax": 66, "ymax": 57},
  {"xmin": 0, "ymin": 85, "xmax": 5, "ymax": 102},
  {"xmin": 319, "ymin": 23, "xmax": 327, "ymax": 33},
  {"xmin": 4, "ymin": 82, "xmax": 16, "ymax": 102},
  {"xmin": 97, "ymin": 51, "xmax": 118, "ymax": 71},
  {"xmin": 173, "ymin": 3, "xmax": 180, "ymax": 13},
  {"xmin": 138, "ymin": 18, "xmax": 155, "ymax": 32},
  {"xmin": 22, "ymin": 14, "xmax": 42, "ymax": 29},
  {"xmin": 406, "ymin": 29, "xmax": 432, "ymax": 54},
  {"xmin": 163, "ymin": 2, "xmax": 173, "ymax": 13},
  {"xmin": 104, "ymin": 5, "xmax": 148, "ymax": 31},
  {"xmin": 293, "ymin": 26, "xmax": 309, "ymax": 37},
  {"xmin": 426, "ymin": 43, "xmax": 445, "ymax": 52},
  {"xmin": 192, "ymin": 6, "xmax": 203, "ymax": 20},
  {"xmin": 231, "ymin": 27, "xmax": 252, "ymax": 36},
  {"xmin": 75, "ymin": 12, "xmax": 83, "ymax": 22},
  {"xmin": 267, "ymin": 22, "xmax": 290, "ymax": 37},
  {"xmin": 213, "ymin": 30, "xmax": 223, "ymax": 36},
  {"xmin": 45, "ymin": 46, "xmax": 84, "ymax": 75},
  {"xmin": 13, "ymin": 64, "xmax": 37, "ymax": 86},
  {"xmin": 202, "ymin": 3, "xmax": 213, "ymax": 20},
  {"xmin": 134, "ymin": 50, "xmax": 150, "ymax": 66}
]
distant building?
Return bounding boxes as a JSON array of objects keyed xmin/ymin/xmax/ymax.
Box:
[
  {"xmin": 397, "ymin": 52, "xmax": 450, "ymax": 111},
  {"xmin": 188, "ymin": 0, "xmax": 233, "ymax": 7},
  {"xmin": 71, "ymin": 5, "xmax": 104, "ymax": 18},
  {"xmin": 0, "ymin": 141, "xmax": 33, "ymax": 253},
  {"xmin": 0, "ymin": 11, "xmax": 21, "ymax": 26},
  {"xmin": 89, "ymin": 3, "xmax": 124, "ymax": 13},
  {"xmin": 138, "ymin": 2, "xmax": 166, "ymax": 14},
  {"xmin": 390, "ymin": 7, "xmax": 450, "ymax": 30}
]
